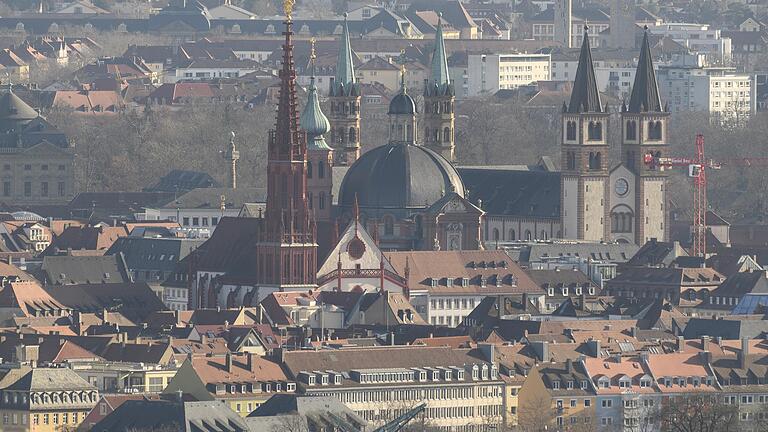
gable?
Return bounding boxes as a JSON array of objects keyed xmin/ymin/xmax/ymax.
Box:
[
  {"xmin": 20, "ymin": 140, "xmax": 72, "ymax": 157},
  {"xmin": 317, "ymin": 220, "xmax": 396, "ymax": 277}
]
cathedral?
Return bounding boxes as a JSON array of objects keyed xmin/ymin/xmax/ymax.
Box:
[{"xmin": 560, "ymin": 27, "xmax": 668, "ymax": 244}]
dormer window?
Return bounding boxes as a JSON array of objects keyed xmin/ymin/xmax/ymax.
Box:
[
  {"xmin": 308, "ymin": 375, "xmax": 316, "ymax": 386},
  {"xmin": 419, "ymin": 371, "xmax": 427, "ymax": 381},
  {"xmin": 548, "ymin": 287, "xmax": 555, "ymax": 296},
  {"xmin": 589, "ymin": 287, "xmax": 595, "ymax": 295},
  {"xmin": 334, "ymin": 375, "xmax": 341, "ymax": 385},
  {"xmin": 575, "ymin": 287, "xmax": 582, "ymax": 295},
  {"xmin": 567, "ymin": 380, "xmax": 574, "ymax": 389},
  {"xmin": 472, "ymin": 365, "xmax": 479, "ymax": 380},
  {"xmin": 430, "ymin": 278, "xmax": 437, "ymax": 288},
  {"xmin": 432, "ymin": 370, "xmax": 440, "ymax": 381},
  {"xmin": 552, "ymin": 380, "xmax": 560, "ymax": 389},
  {"xmin": 461, "ymin": 277, "xmax": 469, "ymax": 287},
  {"xmin": 562, "ymin": 287, "xmax": 569, "ymax": 296},
  {"xmin": 581, "ymin": 380, "xmax": 588, "ymax": 389}
]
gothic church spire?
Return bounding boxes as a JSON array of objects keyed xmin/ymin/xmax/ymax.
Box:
[
  {"xmin": 428, "ymin": 15, "xmax": 450, "ymax": 92},
  {"xmin": 628, "ymin": 29, "xmax": 663, "ymax": 113},
  {"xmin": 567, "ymin": 27, "xmax": 603, "ymax": 113},
  {"xmin": 333, "ymin": 13, "xmax": 356, "ymax": 94}
]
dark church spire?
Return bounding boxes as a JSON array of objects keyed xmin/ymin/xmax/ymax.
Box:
[
  {"xmin": 567, "ymin": 27, "xmax": 603, "ymax": 113},
  {"xmin": 628, "ymin": 28, "xmax": 663, "ymax": 113}
]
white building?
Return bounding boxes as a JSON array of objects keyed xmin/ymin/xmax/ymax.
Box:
[
  {"xmin": 167, "ymin": 59, "xmax": 262, "ymax": 83},
  {"xmin": 646, "ymin": 23, "xmax": 732, "ymax": 64},
  {"xmin": 657, "ymin": 54, "xmax": 756, "ymax": 120},
  {"xmin": 466, "ymin": 53, "xmax": 550, "ymax": 96}
]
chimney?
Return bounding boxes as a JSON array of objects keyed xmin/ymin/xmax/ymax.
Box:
[
  {"xmin": 701, "ymin": 336, "xmax": 710, "ymax": 352},
  {"xmin": 715, "ymin": 336, "xmax": 723, "ymax": 346},
  {"xmin": 586, "ymin": 339, "xmax": 600, "ymax": 358},
  {"xmin": 699, "ymin": 350, "xmax": 712, "ymax": 366},
  {"xmin": 225, "ymin": 353, "xmax": 233, "ymax": 372},
  {"xmin": 247, "ymin": 352, "xmax": 255, "ymax": 371},
  {"xmin": 739, "ymin": 337, "xmax": 749, "ymax": 369},
  {"xmin": 640, "ymin": 351, "xmax": 649, "ymax": 364},
  {"xmin": 676, "ymin": 335, "xmax": 685, "ymax": 352},
  {"xmin": 630, "ymin": 327, "xmax": 638, "ymax": 338},
  {"xmin": 478, "ymin": 343, "xmax": 495, "ymax": 363},
  {"xmin": 565, "ymin": 357, "xmax": 573, "ymax": 373},
  {"xmin": 174, "ymin": 310, "xmax": 180, "ymax": 326},
  {"xmin": 532, "ymin": 341, "xmax": 549, "ymax": 362}
]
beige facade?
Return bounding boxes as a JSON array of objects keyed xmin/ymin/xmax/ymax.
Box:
[{"xmin": 1, "ymin": 145, "xmax": 75, "ymax": 205}]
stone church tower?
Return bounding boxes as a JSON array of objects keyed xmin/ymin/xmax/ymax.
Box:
[
  {"xmin": 561, "ymin": 28, "xmax": 610, "ymax": 241},
  {"xmin": 300, "ymin": 46, "xmax": 334, "ymax": 223},
  {"xmin": 621, "ymin": 29, "xmax": 669, "ymax": 243},
  {"xmin": 328, "ymin": 14, "xmax": 361, "ymax": 165},
  {"xmin": 423, "ymin": 17, "xmax": 455, "ymax": 161},
  {"xmin": 255, "ymin": 14, "xmax": 317, "ymax": 290}
]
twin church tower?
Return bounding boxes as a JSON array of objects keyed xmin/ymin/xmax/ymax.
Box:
[
  {"xmin": 325, "ymin": 15, "xmax": 455, "ymax": 164},
  {"xmin": 561, "ymin": 27, "xmax": 669, "ymax": 244}
]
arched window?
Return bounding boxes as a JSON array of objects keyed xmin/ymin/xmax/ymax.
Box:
[
  {"xmin": 397, "ymin": 124, "xmax": 403, "ymax": 139},
  {"xmin": 443, "ymin": 127, "xmax": 450, "ymax": 143},
  {"xmin": 308, "ymin": 193, "xmax": 313, "ymax": 209},
  {"xmin": 566, "ymin": 121, "xmax": 577, "ymax": 141},
  {"xmin": 588, "ymin": 121, "xmax": 602, "ymax": 141},
  {"xmin": 424, "ymin": 128, "xmax": 431, "ymax": 142},
  {"xmin": 567, "ymin": 151, "xmax": 576, "ymax": 170},
  {"xmin": 541, "ymin": 230, "xmax": 547, "ymax": 240},
  {"xmin": 625, "ymin": 120, "xmax": 637, "ymax": 140},
  {"xmin": 384, "ymin": 215, "xmax": 394, "ymax": 236},
  {"xmin": 493, "ymin": 228, "xmax": 500, "ymax": 241},
  {"xmin": 509, "ymin": 229, "xmax": 515, "ymax": 240},
  {"xmin": 349, "ymin": 127, "xmax": 356, "ymax": 143},
  {"xmin": 648, "ymin": 121, "xmax": 663, "ymax": 140},
  {"xmin": 525, "ymin": 230, "xmax": 532, "ymax": 241},
  {"xmin": 319, "ymin": 192, "xmax": 326, "ymax": 209},
  {"xmin": 318, "ymin": 160, "xmax": 325, "ymax": 179},
  {"xmin": 339, "ymin": 128, "xmax": 346, "ymax": 143},
  {"xmin": 406, "ymin": 124, "xmax": 413, "ymax": 141},
  {"xmin": 306, "ymin": 161, "xmax": 313, "ymax": 178}
]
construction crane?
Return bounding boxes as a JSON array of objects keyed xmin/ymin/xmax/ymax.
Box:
[
  {"xmin": 644, "ymin": 134, "xmax": 768, "ymax": 257},
  {"xmin": 373, "ymin": 403, "xmax": 427, "ymax": 432}
]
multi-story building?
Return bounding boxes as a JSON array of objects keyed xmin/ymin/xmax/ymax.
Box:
[
  {"xmin": 647, "ymin": 23, "xmax": 732, "ymax": 65},
  {"xmin": 67, "ymin": 360, "xmax": 180, "ymax": 393},
  {"xmin": 0, "ymin": 367, "xmax": 99, "ymax": 432},
  {"xmin": 518, "ymin": 359, "xmax": 597, "ymax": 430},
  {"xmin": 283, "ymin": 346, "xmax": 504, "ymax": 431},
  {"xmin": 0, "ymin": 89, "xmax": 74, "ymax": 205},
  {"xmin": 465, "ymin": 53, "xmax": 550, "ymax": 96},
  {"xmin": 657, "ymin": 54, "xmax": 756, "ymax": 120},
  {"xmin": 385, "ymin": 250, "xmax": 542, "ymax": 327}
]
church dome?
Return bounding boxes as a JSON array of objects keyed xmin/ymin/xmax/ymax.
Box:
[
  {"xmin": 338, "ymin": 143, "xmax": 465, "ymax": 209},
  {"xmin": 299, "ymin": 79, "xmax": 331, "ymax": 139},
  {"xmin": 388, "ymin": 92, "xmax": 416, "ymax": 115}
]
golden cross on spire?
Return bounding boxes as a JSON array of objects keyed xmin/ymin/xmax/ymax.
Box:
[
  {"xmin": 283, "ymin": 0, "xmax": 294, "ymax": 20},
  {"xmin": 310, "ymin": 37, "xmax": 316, "ymax": 61}
]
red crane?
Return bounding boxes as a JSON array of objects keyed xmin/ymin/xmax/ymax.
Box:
[{"xmin": 644, "ymin": 134, "xmax": 768, "ymax": 258}]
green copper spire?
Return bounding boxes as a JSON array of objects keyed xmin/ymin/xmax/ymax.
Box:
[
  {"xmin": 429, "ymin": 15, "xmax": 450, "ymax": 87},
  {"xmin": 301, "ymin": 42, "xmax": 331, "ymax": 151},
  {"xmin": 335, "ymin": 13, "xmax": 356, "ymax": 89}
]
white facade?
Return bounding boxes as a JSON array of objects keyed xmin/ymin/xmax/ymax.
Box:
[
  {"xmin": 140, "ymin": 207, "xmax": 242, "ymax": 235},
  {"xmin": 167, "ymin": 65, "xmax": 259, "ymax": 83},
  {"xmin": 647, "ymin": 23, "xmax": 732, "ymax": 64},
  {"xmin": 552, "ymin": 59, "xmax": 637, "ymax": 100},
  {"xmin": 466, "ymin": 53, "xmax": 550, "ymax": 96},
  {"xmin": 657, "ymin": 54, "xmax": 756, "ymax": 119},
  {"xmin": 163, "ymin": 286, "xmax": 189, "ymax": 310}
]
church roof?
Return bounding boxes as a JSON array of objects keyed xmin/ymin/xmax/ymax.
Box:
[
  {"xmin": 567, "ymin": 30, "xmax": 603, "ymax": 113},
  {"xmin": 299, "ymin": 75, "xmax": 331, "ymax": 150},
  {"xmin": 338, "ymin": 143, "xmax": 464, "ymax": 210},
  {"xmin": 389, "ymin": 71, "xmax": 416, "ymax": 115},
  {"xmin": 627, "ymin": 30, "xmax": 663, "ymax": 113},
  {"xmin": 428, "ymin": 16, "xmax": 450, "ymax": 88},
  {"xmin": 331, "ymin": 14, "xmax": 358, "ymax": 97}
]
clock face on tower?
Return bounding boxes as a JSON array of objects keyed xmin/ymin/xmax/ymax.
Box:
[{"xmin": 615, "ymin": 178, "xmax": 629, "ymax": 197}]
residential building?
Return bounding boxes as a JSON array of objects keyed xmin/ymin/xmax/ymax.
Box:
[
  {"xmin": 385, "ymin": 250, "xmax": 541, "ymax": 326},
  {"xmin": 282, "ymin": 346, "xmax": 504, "ymax": 430},
  {"xmin": 167, "ymin": 59, "xmax": 263, "ymax": 83},
  {"xmin": 646, "ymin": 23, "xmax": 732, "ymax": 65},
  {"xmin": 465, "ymin": 53, "xmax": 550, "ymax": 96},
  {"xmin": 0, "ymin": 367, "xmax": 98, "ymax": 432},
  {"xmin": 657, "ymin": 54, "xmax": 756, "ymax": 120}
]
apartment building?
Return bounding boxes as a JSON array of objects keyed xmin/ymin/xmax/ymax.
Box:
[
  {"xmin": 465, "ymin": 53, "xmax": 550, "ymax": 96},
  {"xmin": 283, "ymin": 346, "xmax": 504, "ymax": 431},
  {"xmin": 647, "ymin": 23, "xmax": 732, "ymax": 64},
  {"xmin": 657, "ymin": 54, "xmax": 756, "ymax": 120}
]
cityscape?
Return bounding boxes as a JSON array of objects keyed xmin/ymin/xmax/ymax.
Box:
[{"xmin": 0, "ymin": 0, "xmax": 766, "ymax": 430}]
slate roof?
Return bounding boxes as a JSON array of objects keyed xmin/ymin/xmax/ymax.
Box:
[
  {"xmin": 91, "ymin": 400, "xmax": 248, "ymax": 432},
  {"xmin": 106, "ymin": 236, "xmax": 203, "ymax": 274},
  {"xmin": 39, "ymin": 254, "xmax": 131, "ymax": 285},
  {"xmin": 43, "ymin": 225, "xmax": 128, "ymax": 255},
  {"xmin": 624, "ymin": 238, "xmax": 687, "ymax": 267},
  {"xmin": 567, "ymin": 30, "xmax": 603, "ymax": 113},
  {"xmin": 161, "ymin": 187, "xmax": 266, "ymax": 209},
  {"xmin": 192, "ymin": 217, "xmax": 261, "ymax": 276},
  {"xmin": 713, "ymin": 271, "xmax": 768, "ymax": 297},
  {"xmin": 247, "ymin": 394, "xmax": 367, "ymax": 430},
  {"xmin": 627, "ymin": 30, "xmax": 662, "ymax": 113},
  {"xmin": 683, "ymin": 316, "xmax": 768, "ymax": 340},
  {"xmin": 458, "ymin": 166, "xmax": 560, "ymax": 219},
  {"xmin": 144, "ymin": 169, "xmax": 218, "ymax": 193},
  {"xmin": 518, "ymin": 242, "xmax": 639, "ymax": 264},
  {"xmin": 3, "ymin": 367, "xmax": 96, "ymax": 392}
]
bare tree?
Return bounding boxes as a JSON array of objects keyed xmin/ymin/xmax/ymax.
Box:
[{"xmin": 659, "ymin": 395, "xmax": 738, "ymax": 432}]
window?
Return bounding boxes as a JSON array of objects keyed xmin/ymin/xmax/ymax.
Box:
[
  {"xmin": 24, "ymin": 164, "xmax": 31, "ymax": 171},
  {"xmin": 58, "ymin": 182, "xmax": 65, "ymax": 197},
  {"xmin": 192, "ymin": 217, "xmax": 199, "ymax": 226},
  {"xmin": 183, "ymin": 217, "xmax": 190, "ymax": 226},
  {"xmin": 2, "ymin": 181, "xmax": 9, "ymax": 197},
  {"xmin": 585, "ymin": 399, "xmax": 591, "ymax": 407},
  {"xmin": 602, "ymin": 399, "xmax": 612, "ymax": 408},
  {"xmin": 24, "ymin": 181, "xmax": 31, "ymax": 197},
  {"xmin": 566, "ymin": 121, "xmax": 577, "ymax": 140},
  {"xmin": 41, "ymin": 164, "xmax": 48, "ymax": 171},
  {"xmin": 41, "ymin": 182, "xmax": 48, "ymax": 197},
  {"xmin": 625, "ymin": 120, "xmax": 636, "ymax": 140},
  {"xmin": 587, "ymin": 121, "xmax": 602, "ymax": 140},
  {"xmin": 202, "ymin": 217, "xmax": 209, "ymax": 226}
]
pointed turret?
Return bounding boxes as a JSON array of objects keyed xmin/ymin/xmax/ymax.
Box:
[
  {"xmin": 628, "ymin": 29, "xmax": 662, "ymax": 113},
  {"xmin": 567, "ymin": 28, "xmax": 603, "ymax": 113},
  {"xmin": 328, "ymin": 12, "xmax": 361, "ymax": 165},
  {"xmin": 425, "ymin": 15, "xmax": 452, "ymax": 96},
  {"xmin": 331, "ymin": 13, "xmax": 358, "ymax": 97},
  {"xmin": 300, "ymin": 47, "xmax": 331, "ymax": 150}
]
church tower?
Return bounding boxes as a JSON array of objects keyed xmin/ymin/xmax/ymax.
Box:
[
  {"xmin": 388, "ymin": 68, "xmax": 418, "ymax": 145},
  {"xmin": 561, "ymin": 28, "xmax": 610, "ymax": 241},
  {"xmin": 300, "ymin": 41, "xmax": 334, "ymax": 223},
  {"xmin": 423, "ymin": 16, "xmax": 455, "ymax": 161},
  {"xmin": 328, "ymin": 14, "xmax": 361, "ymax": 165},
  {"xmin": 256, "ymin": 9, "xmax": 317, "ymax": 291},
  {"xmin": 621, "ymin": 29, "xmax": 669, "ymax": 243}
]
